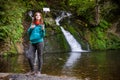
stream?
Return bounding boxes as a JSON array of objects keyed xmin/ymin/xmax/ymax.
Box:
[{"xmin": 0, "ymin": 50, "xmax": 120, "ymax": 80}]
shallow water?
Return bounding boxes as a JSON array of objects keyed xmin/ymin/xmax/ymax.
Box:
[{"xmin": 0, "ymin": 50, "xmax": 120, "ymax": 80}]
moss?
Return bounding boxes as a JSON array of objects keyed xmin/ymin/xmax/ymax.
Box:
[
  {"xmin": 56, "ymin": 32, "xmax": 70, "ymax": 51},
  {"xmin": 106, "ymin": 33, "xmax": 120, "ymax": 49},
  {"xmin": 44, "ymin": 24, "xmax": 70, "ymax": 52},
  {"xmin": 62, "ymin": 24, "xmax": 87, "ymax": 50},
  {"xmin": 88, "ymin": 24, "xmax": 120, "ymax": 50},
  {"xmin": 91, "ymin": 31, "xmax": 107, "ymax": 50},
  {"xmin": 99, "ymin": 19, "xmax": 110, "ymax": 29}
]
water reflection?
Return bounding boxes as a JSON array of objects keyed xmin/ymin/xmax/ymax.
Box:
[
  {"xmin": 62, "ymin": 52, "xmax": 81, "ymax": 76},
  {"xmin": 63, "ymin": 52, "xmax": 81, "ymax": 68},
  {"xmin": 0, "ymin": 55, "xmax": 29, "ymax": 73},
  {"xmin": 1, "ymin": 50, "xmax": 120, "ymax": 80}
]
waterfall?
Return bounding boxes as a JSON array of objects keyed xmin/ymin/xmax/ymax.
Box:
[
  {"xmin": 55, "ymin": 11, "xmax": 83, "ymax": 52},
  {"xmin": 55, "ymin": 11, "xmax": 89, "ymax": 75},
  {"xmin": 60, "ymin": 27, "xmax": 82, "ymax": 52}
]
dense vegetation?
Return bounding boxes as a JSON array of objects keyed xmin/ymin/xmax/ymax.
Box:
[
  {"xmin": 0, "ymin": 0, "xmax": 26, "ymax": 54},
  {"xmin": 0, "ymin": 0, "xmax": 120, "ymax": 55},
  {"xmin": 73, "ymin": 0, "xmax": 120, "ymax": 50},
  {"xmin": 61, "ymin": 0, "xmax": 120, "ymax": 50}
]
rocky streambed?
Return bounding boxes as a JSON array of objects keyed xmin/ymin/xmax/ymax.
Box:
[{"xmin": 0, "ymin": 73, "xmax": 79, "ymax": 80}]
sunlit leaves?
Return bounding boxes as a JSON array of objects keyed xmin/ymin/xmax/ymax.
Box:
[
  {"xmin": 0, "ymin": 26, "xmax": 8, "ymax": 41},
  {"xmin": 0, "ymin": 0, "xmax": 26, "ymax": 42}
]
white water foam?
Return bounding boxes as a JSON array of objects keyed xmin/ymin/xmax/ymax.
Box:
[{"xmin": 55, "ymin": 12, "xmax": 83, "ymax": 52}]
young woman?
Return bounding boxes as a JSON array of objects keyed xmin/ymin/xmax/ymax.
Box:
[{"xmin": 27, "ymin": 12, "xmax": 45, "ymax": 76}]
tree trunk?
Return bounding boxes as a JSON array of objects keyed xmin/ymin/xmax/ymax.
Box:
[{"xmin": 95, "ymin": 0, "xmax": 100, "ymax": 25}]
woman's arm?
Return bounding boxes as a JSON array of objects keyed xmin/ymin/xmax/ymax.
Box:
[
  {"xmin": 40, "ymin": 24, "xmax": 45, "ymax": 37},
  {"xmin": 28, "ymin": 24, "xmax": 35, "ymax": 36}
]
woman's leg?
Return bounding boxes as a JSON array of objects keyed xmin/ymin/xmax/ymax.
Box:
[
  {"xmin": 37, "ymin": 42, "xmax": 44, "ymax": 72},
  {"xmin": 28, "ymin": 44, "xmax": 36, "ymax": 72}
]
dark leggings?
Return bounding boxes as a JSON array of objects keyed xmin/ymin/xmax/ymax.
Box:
[{"xmin": 28, "ymin": 42, "xmax": 44, "ymax": 72}]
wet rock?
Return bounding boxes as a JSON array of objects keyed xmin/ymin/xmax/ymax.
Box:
[
  {"xmin": 8, "ymin": 73, "xmax": 78, "ymax": 80},
  {"xmin": 0, "ymin": 73, "xmax": 9, "ymax": 80}
]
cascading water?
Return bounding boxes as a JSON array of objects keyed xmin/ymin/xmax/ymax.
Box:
[
  {"xmin": 55, "ymin": 11, "xmax": 83, "ymax": 52},
  {"xmin": 60, "ymin": 27, "xmax": 83, "ymax": 52},
  {"xmin": 55, "ymin": 12, "xmax": 83, "ymax": 75}
]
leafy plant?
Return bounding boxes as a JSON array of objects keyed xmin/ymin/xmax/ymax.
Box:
[{"xmin": 0, "ymin": 0, "xmax": 27, "ymax": 54}]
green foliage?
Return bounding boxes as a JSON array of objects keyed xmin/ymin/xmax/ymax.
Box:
[
  {"xmin": 63, "ymin": 24, "xmax": 87, "ymax": 49},
  {"xmin": 88, "ymin": 19, "xmax": 120, "ymax": 50},
  {"xmin": 56, "ymin": 32, "xmax": 70, "ymax": 51},
  {"xmin": 106, "ymin": 33, "xmax": 120, "ymax": 49},
  {"xmin": 23, "ymin": 0, "xmax": 47, "ymax": 10},
  {"xmin": 0, "ymin": 0, "xmax": 27, "ymax": 54},
  {"xmin": 68, "ymin": 0, "xmax": 119, "ymax": 27},
  {"xmin": 99, "ymin": 19, "xmax": 110, "ymax": 29},
  {"xmin": 45, "ymin": 26, "xmax": 70, "ymax": 52},
  {"xmin": 100, "ymin": 1, "xmax": 118, "ymax": 21},
  {"xmin": 0, "ymin": 0, "xmax": 46, "ymax": 53},
  {"xmin": 0, "ymin": 26, "xmax": 8, "ymax": 41},
  {"xmin": 0, "ymin": 0, "xmax": 26, "ymax": 42},
  {"xmin": 89, "ymin": 20, "xmax": 110, "ymax": 50},
  {"xmin": 69, "ymin": 0, "xmax": 95, "ymax": 21},
  {"xmin": 0, "ymin": 0, "xmax": 120, "ymax": 53}
]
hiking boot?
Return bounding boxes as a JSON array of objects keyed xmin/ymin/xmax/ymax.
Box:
[
  {"xmin": 26, "ymin": 71, "xmax": 35, "ymax": 75},
  {"xmin": 35, "ymin": 71, "xmax": 41, "ymax": 77}
]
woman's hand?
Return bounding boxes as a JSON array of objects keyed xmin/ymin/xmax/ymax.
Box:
[
  {"xmin": 32, "ymin": 17, "xmax": 34, "ymax": 22},
  {"xmin": 41, "ymin": 24, "xmax": 45, "ymax": 30},
  {"xmin": 31, "ymin": 23, "xmax": 35, "ymax": 28}
]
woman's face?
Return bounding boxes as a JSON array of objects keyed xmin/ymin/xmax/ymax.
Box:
[{"xmin": 35, "ymin": 13, "xmax": 41, "ymax": 20}]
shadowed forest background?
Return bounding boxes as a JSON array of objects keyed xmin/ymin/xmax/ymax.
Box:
[
  {"xmin": 0, "ymin": 0, "xmax": 120, "ymax": 80},
  {"xmin": 0, "ymin": 0, "xmax": 120, "ymax": 55}
]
